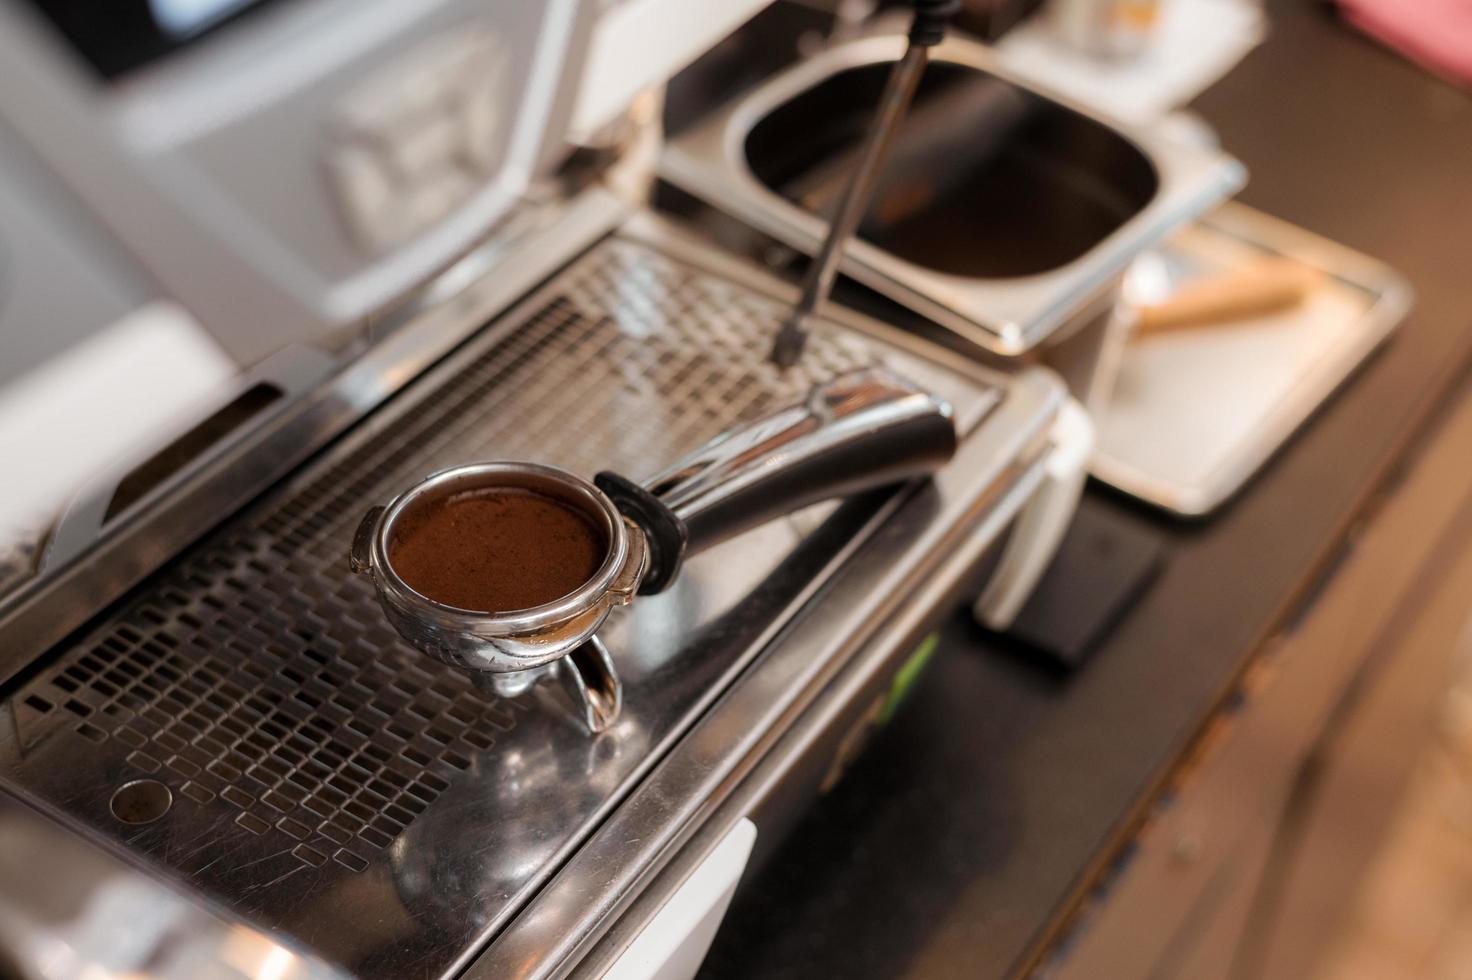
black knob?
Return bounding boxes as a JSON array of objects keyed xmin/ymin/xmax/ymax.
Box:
[{"xmin": 909, "ymin": 0, "xmax": 960, "ymax": 46}]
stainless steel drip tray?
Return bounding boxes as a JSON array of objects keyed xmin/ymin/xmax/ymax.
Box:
[{"xmin": 0, "ymin": 228, "xmax": 1046, "ymax": 979}]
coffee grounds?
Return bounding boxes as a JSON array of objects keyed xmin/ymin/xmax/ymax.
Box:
[{"xmin": 388, "ymin": 487, "xmax": 605, "ymax": 612}]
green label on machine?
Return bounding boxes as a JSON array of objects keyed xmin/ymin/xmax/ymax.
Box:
[{"xmin": 879, "ymin": 632, "xmax": 940, "ymax": 724}]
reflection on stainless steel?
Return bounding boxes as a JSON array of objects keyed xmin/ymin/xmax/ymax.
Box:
[
  {"xmin": 561, "ymin": 432, "xmax": 1048, "ymax": 980},
  {"xmin": 0, "ymin": 789, "xmax": 346, "ymax": 980},
  {"xmin": 651, "ymin": 368, "xmax": 955, "ymax": 548},
  {"xmin": 387, "ymin": 683, "xmax": 651, "ymax": 921},
  {"xmin": 555, "ymin": 636, "xmax": 624, "ymax": 733},
  {"xmin": 464, "ymin": 308, "xmax": 1065, "ymax": 980},
  {"xmin": 0, "ymin": 228, "xmax": 1023, "ymax": 980},
  {"xmin": 353, "ymin": 368, "xmax": 956, "ymax": 730}
]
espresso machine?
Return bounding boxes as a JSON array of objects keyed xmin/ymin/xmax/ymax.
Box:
[{"xmin": 0, "ymin": 1, "xmax": 1088, "ymax": 976}]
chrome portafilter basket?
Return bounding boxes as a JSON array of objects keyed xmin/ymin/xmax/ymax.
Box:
[
  {"xmin": 350, "ymin": 461, "xmax": 646, "ymax": 731},
  {"xmin": 350, "ymin": 368, "xmax": 957, "ymax": 732}
]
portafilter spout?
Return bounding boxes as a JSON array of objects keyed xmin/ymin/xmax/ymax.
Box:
[{"xmin": 350, "ymin": 368, "xmax": 956, "ymax": 732}]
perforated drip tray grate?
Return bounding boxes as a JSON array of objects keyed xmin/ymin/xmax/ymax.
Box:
[{"xmin": 0, "ymin": 236, "xmax": 997, "ymax": 979}]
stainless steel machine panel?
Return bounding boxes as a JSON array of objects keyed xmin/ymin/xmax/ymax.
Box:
[{"xmin": 0, "ymin": 236, "xmax": 1007, "ymax": 979}]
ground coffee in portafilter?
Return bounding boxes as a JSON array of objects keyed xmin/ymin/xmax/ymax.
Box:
[{"xmin": 388, "ymin": 487, "xmax": 606, "ymax": 612}]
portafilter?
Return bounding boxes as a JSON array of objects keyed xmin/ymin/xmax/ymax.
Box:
[{"xmin": 350, "ymin": 368, "xmax": 956, "ymax": 732}]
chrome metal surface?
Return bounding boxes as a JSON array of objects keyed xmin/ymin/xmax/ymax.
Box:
[
  {"xmin": 1093, "ymin": 202, "xmax": 1413, "ymax": 515},
  {"xmin": 563, "ymin": 427, "xmax": 1048, "ymax": 980},
  {"xmin": 0, "ymin": 187, "xmax": 632, "ymax": 686},
  {"xmin": 650, "ymin": 367, "xmax": 957, "ymax": 550},
  {"xmin": 0, "ymin": 789, "xmax": 348, "ymax": 980},
  {"xmin": 662, "ymin": 33, "xmax": 1245, "ymax": 356},
  {"xmin": 0, "ymin": 227, "xmax": 1019, "ymax": 980},
  {"xmin": 356, "ymin": 461, "xmax": 643, "ymax": 673},
  {"xmin": 770, "ymin": 45, "xmax": 930, "ymax": 366},
  {"xmin": 467, "ymin": 364, "xmax": 1065, "ymax": 980},
  {"xmin": 355, "ymin": 370, "xmax": 955, "ymax": 729},
  {"xmin": 557, "ymin": 637, "xmax": 623, "ymax": 734}
]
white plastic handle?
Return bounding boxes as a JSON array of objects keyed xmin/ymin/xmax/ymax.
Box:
[
  {"xmin": 974, "ymin": 398, "xmax": 1094, "ymax": 630},
  {"xmin": 602, "ymin": 818, "xmax": 758, "ymax": 980}
]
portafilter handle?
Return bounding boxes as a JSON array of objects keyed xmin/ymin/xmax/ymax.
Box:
[{"xmin": 595, "ymin": 368, "xmax": 957, "ymax": 594}]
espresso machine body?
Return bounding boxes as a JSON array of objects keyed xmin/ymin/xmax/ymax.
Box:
[{"xmin": 0, "ymin": 2, "xmax": 1081, "ymax": 976}]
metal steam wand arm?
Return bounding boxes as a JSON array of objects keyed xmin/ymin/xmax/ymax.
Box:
[{"xmin": 769, "ymin": 0, "xmax": 959, "ymax": 368}]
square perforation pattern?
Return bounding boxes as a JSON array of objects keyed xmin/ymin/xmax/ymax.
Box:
[{"xmin": 16, "ymin": 240, "xmax": 878, "ymax": 873}]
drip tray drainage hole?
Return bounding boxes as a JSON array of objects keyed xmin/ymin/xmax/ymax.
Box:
[{"xmin": 110, "ymin": 779, "xmax": 172, "ymax": 824}]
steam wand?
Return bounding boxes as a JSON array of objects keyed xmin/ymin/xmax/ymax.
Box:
[{"xmin": 769, "ymin": 0, "xmax": 959, "ymax": 368}]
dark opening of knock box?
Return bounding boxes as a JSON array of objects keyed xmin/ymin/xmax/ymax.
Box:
[{"xmin": 743, "ymin": 61, "xmax": 1159, "ymax": 278}]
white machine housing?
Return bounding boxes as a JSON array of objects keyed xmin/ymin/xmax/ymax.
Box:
[{"xmin": 0, "ymin": 0, "xmax": 589, "ymax": 368}]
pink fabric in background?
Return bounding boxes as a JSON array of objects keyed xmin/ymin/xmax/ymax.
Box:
[{"xmin": 1339, "ymin": 0, "xmax": 1472, "ymax": 85}]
